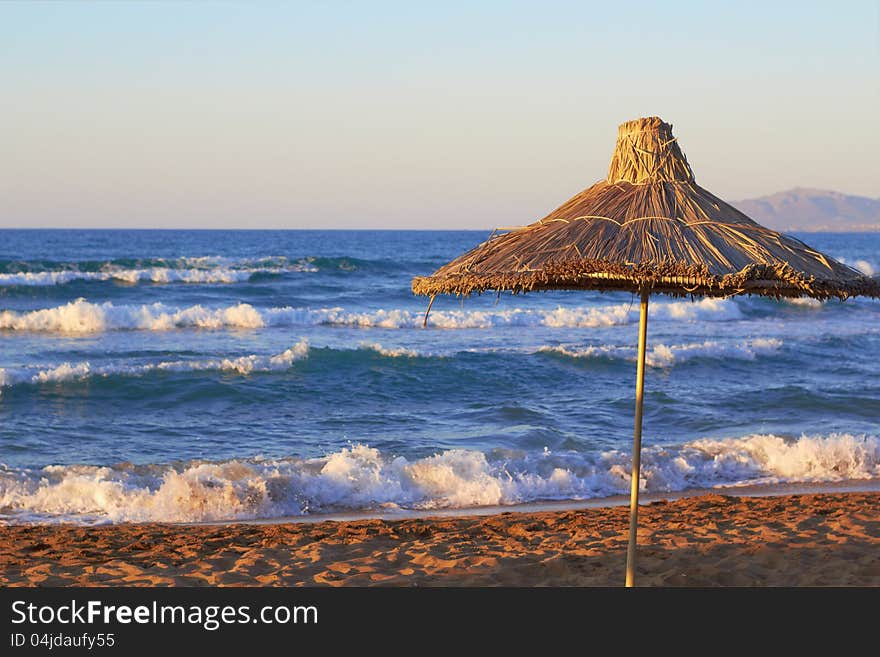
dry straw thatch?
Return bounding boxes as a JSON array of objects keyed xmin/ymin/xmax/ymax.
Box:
[{"xmin": 412, "ymin": 117, "xmax": 879, "ymax": 300}]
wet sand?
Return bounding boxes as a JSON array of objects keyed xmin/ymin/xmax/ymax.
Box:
[{"xmin": 1, "ymin": 492, "xmax": 878, "ymax": 586}]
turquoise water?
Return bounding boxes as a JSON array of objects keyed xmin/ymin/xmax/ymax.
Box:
[{"xmin": 0, "ymin": 229, "xmax": 878, "ymax": 523}]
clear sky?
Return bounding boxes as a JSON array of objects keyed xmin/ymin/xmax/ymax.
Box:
[{"xmin": 1, "ymin": 1, "xmax": 878, "ymax": 229}]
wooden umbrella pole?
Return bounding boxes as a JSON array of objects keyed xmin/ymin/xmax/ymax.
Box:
[{"xmin": 625, "ymin": 287, "xmax": 650, "ymax": 587}]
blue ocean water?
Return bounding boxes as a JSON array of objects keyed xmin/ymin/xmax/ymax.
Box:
[{"xmin": 0, "ymin": 229, "xmax": 878, "ymax": 524}]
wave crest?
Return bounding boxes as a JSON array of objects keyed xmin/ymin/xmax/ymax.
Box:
[
  {"xmin": 0, "ymin": 297, "xmax": 742, "ymax": 334},
  {"xmin": 1, "ymin": 433, "xmax": 876, "ymax": 524},
  {"xmin": 0, "ymin": 253, "xmax": 423, "ymax": 286},
  {"xmin": 537, "ymin": 338, "xmax": 782, "ymax": 367},
  {"xmin": 0, "ymin": 340, "xmax": 309, "ymax": 390}
]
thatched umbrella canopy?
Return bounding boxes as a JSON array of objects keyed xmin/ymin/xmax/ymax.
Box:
[
  {"xmin": 412, "ymin": 116, "xmax": 879, "ymax": 586},
  {"xmin": 414, "ymin": 117, "xmax": 876, "ymax": 301}
]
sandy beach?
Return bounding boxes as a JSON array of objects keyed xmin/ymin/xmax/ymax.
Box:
[{"xmin": 1, "ymin": 491, "xmax": 878, "ymax": 587}]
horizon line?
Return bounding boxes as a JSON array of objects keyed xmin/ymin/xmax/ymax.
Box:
[{"xmin": 1, "ymin": 227, "xmax": 879, "ymax": 234}]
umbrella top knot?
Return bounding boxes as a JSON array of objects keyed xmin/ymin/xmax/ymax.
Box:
[{"xmin": 607, "ymin": 116, "xmax": 695, "ymax": 185}]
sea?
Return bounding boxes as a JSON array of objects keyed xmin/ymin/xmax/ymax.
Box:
[{"xmin": 0, "ymin": 229, "xmax": 878, "ymax": 524}]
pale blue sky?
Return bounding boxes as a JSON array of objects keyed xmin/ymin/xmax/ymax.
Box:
[{"xmin": 1, "ymin": 1, "xmax": 877, "ymax": 229}]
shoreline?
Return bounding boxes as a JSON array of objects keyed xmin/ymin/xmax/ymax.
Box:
[
  {"xmin": 2, "ymin": 478, "xmax": 880, "ymax": 529},
  {"xmin": 2, "ymin": 490, "xmax": 878, "ymax": 587},
  {"xmin": 195, "ymin": 478, "xmax": 880, "ymax": 527}
]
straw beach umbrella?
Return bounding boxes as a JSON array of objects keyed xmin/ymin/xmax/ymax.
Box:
[{"xmin": 412, "ymin": 116, "xmax": 879, "ymax": 586}]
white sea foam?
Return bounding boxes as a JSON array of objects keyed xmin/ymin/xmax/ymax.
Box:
[
  {"xmin": 0, "ymin": 264, "xmax": 317, "ymax": 287},
  {"xmin": 784, "ymin": 297, "xmax": 823, "ymax": 308},
  {"xmin": 0, "ymin": 433, "xmax": 876, "ymax": 524},
  {"xmin": 33, "ymin": 362, "xmax": 93, "ymax": 383},
  {"xmin": 835, "ymin": 257, "xmax": 876, "ymax": 277},
  {"xmin": 0, "ymin": 337, "xmax": 780, "ymax": 393},
  {"xmin": 538, "ymin": 338, "xmax": 782, "ymax": 368},
  {"xmin": 0, "ymin": 299, "xmax": 268, "ymax": 333},
  {"xmin": 427, "ymin": 297, "xmax": 740, "ymax": 329},
  {"xmin": 155, "ymin": 340, "xmax": 310, "ymax": 375},
  {"xmin": 0, "ymin": 340, "xmax": 310, "ymax": 390},
  {"xmin": 645, "ymin": 338, "xmax": 782, "ymax": 367},
  {"xmin": 536, "ymin": 344, "xmax": 621, "ymax": 360},
  {"xmin": 0, "ymin": 297, "xmax": 742, "ymax": 334},
  {"xmin": 357, "ymin": 342, "xmax": 421, "ymax": 358}
]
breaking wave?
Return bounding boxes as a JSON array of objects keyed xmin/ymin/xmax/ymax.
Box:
[
  {"xmin": 835, "ymin": 257, "xmax": 876, "ymax": 277},
  {"xmin": 0, "ymin": 266, "xmax": 308, "ymax": 286},
  {"xmin": 1, "ymin": 433, "xmax": 876, "ymax": 524},
  {"xmin": 0, "ymin": 340, "xmax": 310, "ymax": 390},
  {"xmin": 538, "ymin": 338, "xmax": 783, "ymax": 368},
  {"xmin": 0, "ymin": 297, "xmax": 742, "ymax": 334},
  {"xmin": 0, "ymin": 254, "xmax": 419, "ymax": 287},
  {"xmin": 0, "ymin": 337, "xmax": 788, "ymax": 394},
  {"xmin": 357, "ymin": 342, "xmax": 421, "ymax": 358}
]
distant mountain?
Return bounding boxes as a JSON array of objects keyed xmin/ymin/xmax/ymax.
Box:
[{"xmin": 732, "ymin": 188, "xmax": 880, "ymax": 232}]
